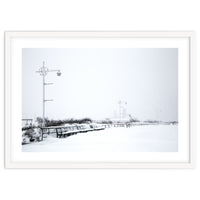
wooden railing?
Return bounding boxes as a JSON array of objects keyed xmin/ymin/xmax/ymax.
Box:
[{"xmin": 40, "ymin": 125, "xmax": 105, "ymax": 140}]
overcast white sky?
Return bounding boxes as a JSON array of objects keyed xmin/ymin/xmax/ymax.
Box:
[{"xmin": 22, "ymin": 48, "xmax": 178, "ymax": 121}]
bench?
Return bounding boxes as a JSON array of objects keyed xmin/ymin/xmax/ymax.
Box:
[{"xmin": 40, "ymin": 124, "xmax": 105, "ymax": 139}]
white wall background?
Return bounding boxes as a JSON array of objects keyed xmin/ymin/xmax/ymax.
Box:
[{"xmin": 0, "ymin": 1, "xmax": 199, "ymax": 200}]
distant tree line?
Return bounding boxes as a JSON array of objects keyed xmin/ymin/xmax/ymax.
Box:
[
  {"xmin": 143, "ymin": 120, "xmax": 160, "ymax": 123},
  {"xmin": 35, "ymin": 117, "xmax": 93, "ymax": 127},
  {"xmin": 22, "ymin": 125, "xmax": 37, "ymax": 131},
  {"xmin": 22, "ymin": 117, "xmax": 93, "ymax": 130},
  {"xmin": 100, "ymin": 118, "xmax": 113, "ymax": 124},
  {"xmin": 22, "ymin": 116, "xmax": 178, "ymax": 130}
]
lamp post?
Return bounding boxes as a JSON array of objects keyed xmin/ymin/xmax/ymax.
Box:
[{"xmin": 36, "ymin": 61, "xmax": 61, "ymax": 129}]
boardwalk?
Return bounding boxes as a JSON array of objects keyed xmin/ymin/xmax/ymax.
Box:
[{"xmin": 22, "ymin": 125, "xmax": 178, "ymax": 152}]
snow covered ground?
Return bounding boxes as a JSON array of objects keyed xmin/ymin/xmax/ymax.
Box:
[{"xmin": 22, "ymin": 125, "xmax": 178, "ymax": 152}]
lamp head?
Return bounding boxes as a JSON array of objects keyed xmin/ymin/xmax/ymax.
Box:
[{"xmin": 57, "ymin": 70, "xmax": 61, "ymax": 76}]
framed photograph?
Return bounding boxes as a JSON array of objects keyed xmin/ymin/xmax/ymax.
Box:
[{"xmin": 5, "ymin": 31, "xmax": 196, "ymax": 168}]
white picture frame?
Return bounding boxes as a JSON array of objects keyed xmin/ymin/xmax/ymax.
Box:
[{"xmin": 4, "ymin": 31, "xmax": 196, "ymax": 169}]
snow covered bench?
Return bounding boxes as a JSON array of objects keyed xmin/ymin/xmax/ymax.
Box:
[
  {"xmin": 40, "ymin": 124, "xmax": 105, "ymax": 139},
  {"xmin": 55, "ymin": 127, "xmax": 79, "ymax": 138}
]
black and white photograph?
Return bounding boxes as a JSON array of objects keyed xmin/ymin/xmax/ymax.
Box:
[
  {"xmin": 1, "ymin": 2, "xmax": 199, "ymax": 200},
  {"xmin": 22, "ymin": 47, "xmax": 178, "ymax": 152}
]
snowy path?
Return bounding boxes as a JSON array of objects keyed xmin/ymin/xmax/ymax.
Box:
[{"xmin": 22, "ymin": 125, "xmax": 178, "ymax": 152}]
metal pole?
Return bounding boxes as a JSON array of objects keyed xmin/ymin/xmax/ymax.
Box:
[
  {"xmin": 41, "ymin": 62, "xmax": 45, "ymax": 141},
  {"xmin": 36, "ymin": 61, "xmax": 61, "ymax": 141},
  {"xmin": 43, "ymin": 74, "xmax": 45, "ymax": 128},
  {"xmin": 119, "ymin": 101, "xmax": 121, "ymax": 121}
]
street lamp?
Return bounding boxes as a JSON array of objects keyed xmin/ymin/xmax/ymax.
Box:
[{"xmin": 36, "ymin": 61, "xmax": 61, "ymax": 129}]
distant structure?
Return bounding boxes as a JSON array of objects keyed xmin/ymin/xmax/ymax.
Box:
[
  {"xmin": 113, "ymin": 109, "xmax": 117, "ymax": 118},
  {"xmin": 118, "ymin": 100, "xmax": 127, "ymax": 120},
  {"xmin": 111, "ymin": 101, "xmax": 129, "ymax": 122}
]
